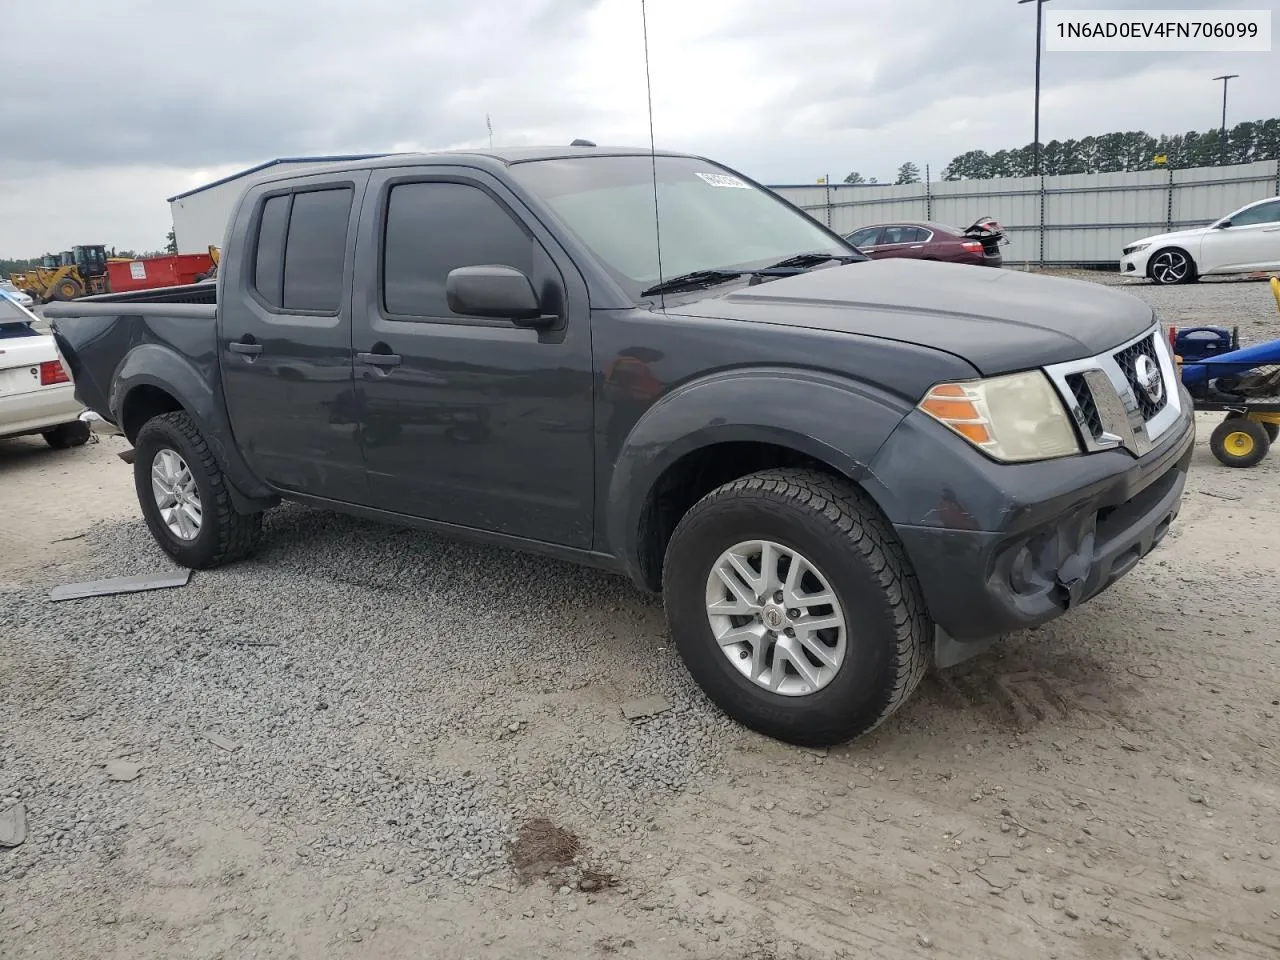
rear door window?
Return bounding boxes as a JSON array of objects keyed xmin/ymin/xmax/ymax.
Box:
[
  {"xmin": 252, "ymin": 186, "xmax": 354, "ymax": 312},
  {"xmin": 282, "ymin": 188, "xmax": 354, "ymax": 312},
  {"xmin": 252, "ymin": 195, "xmax": 291, "ymax": 307},
  {"xmin": 880, "ymin": 226, "xmax": 921, "ymax": 245}
]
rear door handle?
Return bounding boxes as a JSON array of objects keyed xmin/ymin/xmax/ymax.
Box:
[
  {"xmin": 357, "ymin": 351, "xmax": 401, "ymax": 368},
  {"xmin": 228, "ymin": 341, "xmax": 262, "ymax": 356}
]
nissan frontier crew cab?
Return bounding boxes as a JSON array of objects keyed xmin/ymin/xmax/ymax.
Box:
[{"xmin": 48, "ymin": 146, "xmax": 1195, "ymax": 747}]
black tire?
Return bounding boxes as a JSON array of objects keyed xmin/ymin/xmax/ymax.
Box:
[
  {"xmin": 51, "ymin": 278, "xmax": 81, "ymax": 301},
  {"xmin": 662, "ymin": 468, "xmax": 931, "ymax": 747},
  {"xmin": 133, "ymin": 411, "xmax": 263, "ymax": 568},
  {"xmin": 41, "ymin": 420, "xmax": 91, "ymax": 449},
  {"xmin": 1209, "ymin": 416, "xmax": 1270, "ymax": 468},
  {"xmin": 1224, "ymin": 410, "xmax": 1279, "ymax": 442},
  {"xmin": 1148, "ymin": 247, "xmax": 1197, "ymax": 285}
]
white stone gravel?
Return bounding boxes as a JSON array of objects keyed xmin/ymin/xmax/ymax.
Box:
[{"xmin": 0, "ymin": 504, "xmax": 745, "ymax": 895}]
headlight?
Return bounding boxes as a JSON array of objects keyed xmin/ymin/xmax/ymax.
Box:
[
  {"xmin": 1123, "ymin": 242, "xmax": 1151, "ymax": 256},
  {"xmin": 918, "ymin": 371, "xmax": 1082, "ymax": 463}
]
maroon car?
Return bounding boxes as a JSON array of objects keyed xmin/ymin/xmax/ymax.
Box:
[{"xmin": 844, "ymin": 218, "xmax": 1005, "ymax": 268}]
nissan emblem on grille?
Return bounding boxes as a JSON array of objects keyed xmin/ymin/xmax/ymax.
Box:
[{"xmin": 1134, "ymin": 354, "xmax": 1164, "ymax": 405}]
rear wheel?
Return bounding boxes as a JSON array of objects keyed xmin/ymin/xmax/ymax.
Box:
[
  {"xmin": 1148, "ymin": 248, "xmax": 1197, "ymax": 285},
  {"xmin": 662, "ymin": 468, "xmax": 931, "ymax": 747},
  {"xmin": 133, "ymin": 411, "xmax": 263, "ymax": 568},
  {"xmin": 42, "ymin": 420, "xmax": 91, "ymax": 449}
]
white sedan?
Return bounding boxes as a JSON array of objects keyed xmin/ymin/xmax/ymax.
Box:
[
  {"xmin": 1, "ymin": 280, "xmax": 35, "ymax": 308},
  {"xmin": 0, "ymin": 294, "xmax": 90, "ymax": 448},
  {"xmin": 1120, "ymin": 195, "xmax": 1280, "ymax": 285}
]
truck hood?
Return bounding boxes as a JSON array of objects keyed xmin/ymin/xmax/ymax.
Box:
[{"xmin": 666, "ymin": 258, "xmax": 1157, "ymax": 376}]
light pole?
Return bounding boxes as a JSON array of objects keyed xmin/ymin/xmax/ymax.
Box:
[
  {"xmin": 1212, "ymin": 74, "xmax": 1238, "ymax": 166},
  {"xmin": 1018, "ymin": 0, "xmax": 1052, "ymax": 177}
]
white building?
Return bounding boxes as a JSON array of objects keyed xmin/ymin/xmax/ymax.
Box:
[{"xmin": 167, "ymin": 155, "xmax": 389, "ymax": 254}]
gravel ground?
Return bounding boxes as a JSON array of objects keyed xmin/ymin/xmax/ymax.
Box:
[{"xmin": 3, "ymin": 275, "xmax": 1280, "ymax": 959}]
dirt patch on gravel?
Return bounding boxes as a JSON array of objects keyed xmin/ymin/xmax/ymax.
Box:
[{"xmin": 507, "ymin": 818, "xmax": 581, "ymax": 884}]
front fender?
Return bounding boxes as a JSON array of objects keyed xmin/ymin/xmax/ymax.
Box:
[
  {"xmin": 110, "ymin": 344, "xmax": 272, "ymax": 502},
  {"xmin": 604, "ymin": 367, "xmax": 915, "ymax": 584}
]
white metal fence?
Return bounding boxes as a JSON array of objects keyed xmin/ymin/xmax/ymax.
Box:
[{"xmin": 768, "ymin": 160, "xmax": 1280, "ymax": 267}]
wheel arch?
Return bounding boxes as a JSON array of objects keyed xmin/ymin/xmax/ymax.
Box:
[
  {"xmin": 110, "ymin": 344, "xmax": 276, "ymax": 507},
  {"xmin": 1147, "ymin": 245, "xmax": 1197, "ymax": 283},
  {"xmin": 604, "ymin": 369, "xmax": 913, "ymax": 591}
]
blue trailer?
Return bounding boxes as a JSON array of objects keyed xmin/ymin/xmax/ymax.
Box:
[{"xmin": 1171, "ymin": 277, "xmax": 1280, "ymax": 467}]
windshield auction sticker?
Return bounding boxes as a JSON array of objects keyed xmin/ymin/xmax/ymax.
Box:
[
  {"xmin": 695, "ymin": 172, "xmax": 751, "ymax": 189},
  {"xmin": 1046, "ymin": 9, "xmax": 1271, "ymax": 51}
]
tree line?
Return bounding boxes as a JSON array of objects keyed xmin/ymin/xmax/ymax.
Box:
[{"xmin": 842, "ymin": 116, "xmax": 1280, "ymax": 185}]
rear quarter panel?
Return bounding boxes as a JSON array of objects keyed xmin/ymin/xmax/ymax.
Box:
[{"xmin": 47, "ymin": 303, "xmax": 275, "ymax": 501}]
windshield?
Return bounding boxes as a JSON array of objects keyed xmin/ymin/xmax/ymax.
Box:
[{"xmin": 509, "ymin": 154, "xmax": 859, "ymax": 300}]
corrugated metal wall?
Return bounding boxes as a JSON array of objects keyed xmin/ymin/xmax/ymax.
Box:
[{"xmin": 770, "ymin": 160, "xmax": 1280, "ymax": 266}]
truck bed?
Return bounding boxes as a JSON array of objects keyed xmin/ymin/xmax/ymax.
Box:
[
  {"xmin": 44, "ymin": 298, "xmax": 219, "ymax": 435},
  {"xmin": 78, "ymin": 280, "xmax": 217, "ymax": 306}
]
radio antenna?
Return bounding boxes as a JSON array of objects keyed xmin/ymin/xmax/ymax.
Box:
[{"xmin": 640, "ymin": 0, "xmax": 664, "ymax": 309}]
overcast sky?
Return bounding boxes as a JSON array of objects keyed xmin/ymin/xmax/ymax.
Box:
[{"xmin": 2, "ymin": 0, "xmax": 1276, "ymax": 256}]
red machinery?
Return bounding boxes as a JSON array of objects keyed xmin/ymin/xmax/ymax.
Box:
[{"xmin": 106, "ymin": 253, "xmax": 214, "ymax": 294}]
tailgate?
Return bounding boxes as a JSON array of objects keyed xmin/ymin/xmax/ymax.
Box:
[{"xmin": 0, "ymin": 336, "xmax": 57, "ymax": 398}]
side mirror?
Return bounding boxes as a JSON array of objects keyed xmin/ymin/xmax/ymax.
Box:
[
  {"xmin": 446, "ymin": 265, "xmax": 552, "ymax": 328},
  {"xmin": 1214, "ymin": 219, "xmax": 1232, "ymax": 229}
]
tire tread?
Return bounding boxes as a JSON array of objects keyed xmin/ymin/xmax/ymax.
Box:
[
  {"xmin": 665, "ymin": 467, "xmax": 931, "ymax": 743},
  {"xmin": 136, "ymin": 411, "xmax": 261, "ymax": 568}
]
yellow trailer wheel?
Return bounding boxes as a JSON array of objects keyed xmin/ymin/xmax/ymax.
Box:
[
  {"xmin": 1224, "ymin": 409, "xmax": 1280, "ymax": 442},
  {"xmin": 1210, "ymin": 417, "xmax": 1270, "ymax": 468}
]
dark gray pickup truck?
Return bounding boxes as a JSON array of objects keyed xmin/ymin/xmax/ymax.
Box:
[{"xmin": 48, "ymin": 146, "xmax": 1195, "ymax": 746}]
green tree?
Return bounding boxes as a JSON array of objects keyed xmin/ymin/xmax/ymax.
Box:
[
  {"xmin": 894, "ymin": 162, "xmax": 921, "ymax": 185},
  {"xmin": 941, "ymin": 114, "xmax": 1280, "ymax": 179},
  {"xmin": 165, "ymin": 229, "xmax": 178, "ymax": 255},
  {"xmin": 843, "ymin": 171, "xmax": 866, "ymax": 184}
]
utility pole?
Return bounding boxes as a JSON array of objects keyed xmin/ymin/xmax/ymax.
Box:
[
  {"xmin": 1212, "ymin": 74, "xmax": 1238, "ymax": 166},
  {"xmin": 1018, "ymin": 0, "xmax": 1052, "ymax": 177}
]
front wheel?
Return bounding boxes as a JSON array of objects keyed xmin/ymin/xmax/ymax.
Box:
[
  {"xmin": 1148, "ymin": 248, "xmax": 1197, "ymax": 285},
  {"xmin": 662, "ymin": 469, "xmax": 931, "ymax": 747},
  {"xmin": 51, "ymin": 277, "xmax": 81, "ymax": 300},
  {"xmin": 133, "ymin": 411, "xmax": 263, "ymax": 568}
]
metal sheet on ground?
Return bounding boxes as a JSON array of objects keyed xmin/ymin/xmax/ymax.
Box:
[{"xmin": 48, "ymin": 570, "xmax": 191, "ymax": 602}]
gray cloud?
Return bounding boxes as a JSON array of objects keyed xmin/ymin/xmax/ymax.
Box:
[{"xmin": 2, "ymin": 0, "xmax": 1277, "ymax": 253}]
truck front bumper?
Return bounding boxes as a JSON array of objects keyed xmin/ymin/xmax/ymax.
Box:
[{"xmin": 871, "ymin": 391, "xmax": 1195, "ymax": 642}]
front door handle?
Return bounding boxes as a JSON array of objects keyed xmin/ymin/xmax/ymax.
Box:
[
  {"xmin": 357, "ymin": 351, "xmax": 402, "ymax": 368},
  {"xmin": 228, "ymin": 341, "xmax": 262, "ymax": 356}
]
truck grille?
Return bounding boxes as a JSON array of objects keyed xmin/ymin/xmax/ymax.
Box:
[
  {"xmin": 1113, "ymin": 337, "xmax": 1169, "ymax": 420},
  {"xmin": 1044, "ymin": 325, "xmax": 1182, "ymax": 459},
  {"xmin": 1065, "ymin": 373, "xmax": 1103, "ymax": 440}
]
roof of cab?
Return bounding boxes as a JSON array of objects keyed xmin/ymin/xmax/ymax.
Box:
[{"xmin": 167, "ymin": 146, "xmax": 692, "ymax": 202}]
